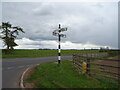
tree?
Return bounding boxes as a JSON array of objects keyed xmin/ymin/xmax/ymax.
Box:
[
  {"xmin": 0, "ymin": 22, "xmax": 25, "ymax": 50},
  {"xmin": 1, "ymin": 22, "xmax": 11, "ymax": 50},
  {"xmin": 9, "ymin": 26, "xmax": 25, "ymax": 50}
]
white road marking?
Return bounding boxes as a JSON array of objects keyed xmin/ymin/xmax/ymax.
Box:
[
  {"xmin": 6, "ymin": 60, "xmax": 23, "ymax": 62},
  {"xmin": 3, "ymin": 65, "xmax": 33, "ymax": 70},
  {"xmin": 7, "ymin": 67, "xmax": 14, "ymax": 70}
]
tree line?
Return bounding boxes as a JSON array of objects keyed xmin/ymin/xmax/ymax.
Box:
[{"xmin": 0, "ymin": 22, "xmax": 25, "ymax": 54}]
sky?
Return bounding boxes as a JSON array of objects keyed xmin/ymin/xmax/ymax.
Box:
[{"xmin": 0, "ymin": 0, "xmax": 119, "ymax": 49}]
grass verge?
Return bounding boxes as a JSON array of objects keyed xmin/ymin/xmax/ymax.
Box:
[{"xmin": 25, "ymin": 60, "xmax": 118, "ymax": 88}]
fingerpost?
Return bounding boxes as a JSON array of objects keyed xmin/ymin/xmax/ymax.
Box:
[{"xmin": 53, "ymin": 24, "xmax": 67, "ymax": 64}]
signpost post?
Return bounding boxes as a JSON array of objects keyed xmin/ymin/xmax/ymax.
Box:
[{"xmin": 53, "ymin": 24, "xmax": 67, "ymax": 64}]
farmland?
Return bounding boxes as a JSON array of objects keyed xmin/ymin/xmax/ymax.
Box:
[{"xmin": 2, "ymin": 49, "xmax": 101, "ymax": 58}]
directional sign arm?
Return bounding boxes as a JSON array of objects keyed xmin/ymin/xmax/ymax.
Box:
[
  {"xmin": 60, "ymin": 34, "xmax": 66, "ymax": 38},
  {"xmin": 59, "ymin": 28, "xmax": 67, "ymax": 32},
  {"xmin": 53, "ymin": 32, "xmax": 59, "ymax": 36}
]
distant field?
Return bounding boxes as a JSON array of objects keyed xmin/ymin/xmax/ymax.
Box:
[{"xmin": 2, "ymin": 49, "xmax": 101, "ymax": 58}]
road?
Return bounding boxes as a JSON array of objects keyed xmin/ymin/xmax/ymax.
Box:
[
  {"xmin": 2, "ymin": 52, "xmax": 108, "ymax": 88},
  {"xmin": 2, "ymin": 56, "xmax": 72, "ymax": 88}
]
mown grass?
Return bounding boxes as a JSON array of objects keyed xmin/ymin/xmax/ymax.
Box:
[
  {"xmin": 25, "ymin": 60, "xmax": 119, "ymax": 88},
  {"xmin": 2, "ymin": 49, "xmax": 101, "ymax": 58}
]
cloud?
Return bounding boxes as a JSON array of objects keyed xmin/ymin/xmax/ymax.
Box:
[
  {"xmin": 14, "ymin": 37, "xmax": 108, "ymax": 49},
  {"xmin": 15, "ymin": 37, "xmax": 57, "ymax": 49},
  {"xmin": 1, "ymin": 2, "xmax": 118, "ymax": 49},
  {"xmin": 15, "ymin": 37, "xmax": 40, "ymax": 45},
  {"xmin": 32, "ymin": 3, "xmax": 55, "ymax": 16}
]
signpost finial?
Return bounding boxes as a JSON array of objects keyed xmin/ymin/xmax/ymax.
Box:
[{"xmin": 59, "ymin": 24, "xmax": 61, "ymax": 29}]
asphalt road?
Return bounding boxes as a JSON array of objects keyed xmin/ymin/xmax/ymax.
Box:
[
  {"xmin": 2, "ymin": 56, "xmax": 72, "ymax": 88},
  {"xmin": 2, "ymin": 52, "xmax": 108, "ymax": 88}
]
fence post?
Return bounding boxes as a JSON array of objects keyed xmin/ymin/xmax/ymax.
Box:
[
  {"xmin": 73, "ymin": 54, "xmax": 75, "ymax": 65},
  {"xmin": 83, "ymin": 62, "xmax": 87, "ymax": 74},
  {"xmin": 87, "ymin": 58, "xmax": 91, "ymax": 75}
]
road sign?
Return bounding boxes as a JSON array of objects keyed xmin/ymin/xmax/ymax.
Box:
[
  {"xmin": 60, "ymin": 34, "xmax": 66, "ymax": 38},
  {"xmin": 59, "ymin": 28, "xmax": 67, "ymax": 32},
  {"xmin": 52, "ymin": 24, "xmax": 67, "ymax": 65},
  {"xmin": 53, "ymin": 30, "xmax": 58, "ymax": 35}
]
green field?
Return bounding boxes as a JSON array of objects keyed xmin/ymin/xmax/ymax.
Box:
[
  {"xmin": 0, "ymin": 50, "xmax": 2, "ymax": 58},
  {"xmin": 2, "ymin": 49, "xmax": 101, "ymax": 58},
  {"xmin": 25, "ymin": 60, "xmax": 118, "ymax": 88}
]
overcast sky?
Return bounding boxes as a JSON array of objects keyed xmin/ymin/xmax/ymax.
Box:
[{"xmin": 1, "ymin": 1, "xmax": 118, "ymax": 49}]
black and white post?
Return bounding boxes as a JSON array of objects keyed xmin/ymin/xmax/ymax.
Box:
[
  {"xmin": 58, "ymin": 24, "xmax": 61, "ymax": 64},
  {"xmin": 53, "ymin": 24, "xmax": 67, "ymax": 64}
]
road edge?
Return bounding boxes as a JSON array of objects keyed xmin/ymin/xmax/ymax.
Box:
[
  {"xmin": 20, "ymin": 64, "xmax": 39, "ymax": 88},
  {"xmin": 20, "ymin": 67, "xmax": 30, "ymax": 88}
]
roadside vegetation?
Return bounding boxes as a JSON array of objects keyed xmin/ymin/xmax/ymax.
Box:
[{"xmin": 25, "ymin": 60, "xmax": 118, "ymax": 88}]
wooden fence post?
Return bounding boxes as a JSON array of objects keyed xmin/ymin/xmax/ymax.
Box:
[
  {"xmin": 87, "ymin": 58, "xmax": 91, "ymax": 75},
  {"xmin": 73, "ymin": 54, "xmax": 75, "ymax": 65}
]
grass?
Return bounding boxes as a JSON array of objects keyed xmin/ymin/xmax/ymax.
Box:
[
  {"xmin": 2, "ymin": 49, "xmax": 101, "ymax": 58},
  {"xmin": 0, "ymin": 50, "xmax": 2, "ymax": 58},
  {"xmin": 25, "ymin": 60, "xmax": 119, "ymax": 88}
]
